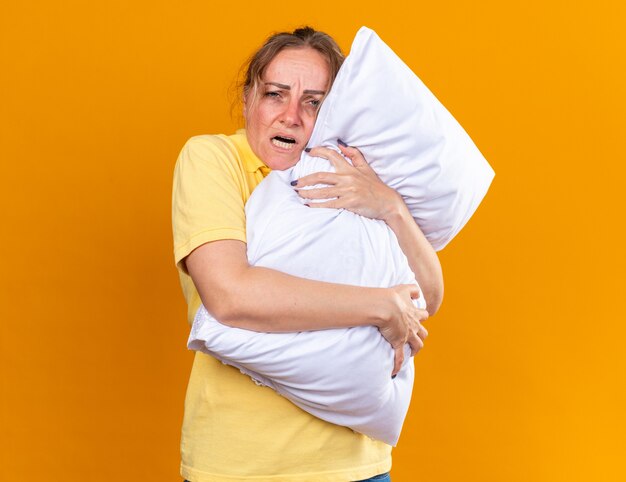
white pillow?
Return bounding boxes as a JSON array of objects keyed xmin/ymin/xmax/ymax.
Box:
[
  {"xmin": 303, "ymin": 26, "xmax": 494, "ymax": 250},
  {"xmin": 190, "ymin": 169, "xmax": 424, "ymax": 446}
]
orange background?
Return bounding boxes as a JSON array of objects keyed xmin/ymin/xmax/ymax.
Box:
[{"xmin": 1, "ymin": 1, "xmax": 624, "ymax": 481}]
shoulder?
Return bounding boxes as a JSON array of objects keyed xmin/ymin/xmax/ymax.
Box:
[
  {"xmin": 182, "ymin": 133, "xmax": 234, "ymax": 151},
  {"xmin": 178, "ymin": 134, "xmax": 239, "ymax": 166},
  {"xmin": 174, "ymin": 133, "xmax": 247, "ymax": 182}
]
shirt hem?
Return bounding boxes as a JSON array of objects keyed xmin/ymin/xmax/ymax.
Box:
[{"xmin": 180, "ymin": 457, "xmax": 392, "ymax": 482}]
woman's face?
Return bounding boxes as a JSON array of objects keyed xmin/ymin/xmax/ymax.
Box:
[{"xmin": 244, "ymin": 47, "xmax": 331, "ymax": 170}]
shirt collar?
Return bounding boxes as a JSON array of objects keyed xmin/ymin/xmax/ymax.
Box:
[{"xmin": 234, "ymin": 128, "xmax": 271, "ymax": 174}]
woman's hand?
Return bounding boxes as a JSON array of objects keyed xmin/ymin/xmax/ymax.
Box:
[
  {"xmin": 296, "ymin": 141, "xmax": 445, "ymax": 316},
  {"xmin": 294, "ymin": 142, "xmax": 404, "ymax": 222},
  {"xmin": 378, "ymin": 284, "xmax": 429, "ymax": 376}
]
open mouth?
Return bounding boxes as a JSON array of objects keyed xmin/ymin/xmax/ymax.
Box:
[{"xmin": 271, "ymin": 136, "xmax": 297, "ymax": 149}]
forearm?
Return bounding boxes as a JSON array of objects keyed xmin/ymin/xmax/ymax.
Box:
[
  {"xmin": 384, "ymin": 195, "xmax": 444, "ymax": 315},
  {"xmin": 186, "ymin": 240, "xmax": 392, "ymax": 332},
  {"xmin": 223, "ymin": 267, "xmax": 392, "ymax": 331}
]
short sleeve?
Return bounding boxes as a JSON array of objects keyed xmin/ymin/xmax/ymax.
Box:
[{"xmin": 172, "ymin": 135, "xmax": 248, "ymax": 273}]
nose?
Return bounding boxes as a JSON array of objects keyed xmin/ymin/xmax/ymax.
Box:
[{"xmin": 279, "ymin": 97, "xmax": 302, "ymax": 127}]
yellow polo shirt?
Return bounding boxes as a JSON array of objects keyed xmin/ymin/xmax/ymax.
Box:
[{"xmin": 172, "ymin": 130, "xmax": 392, "ymax": 482}]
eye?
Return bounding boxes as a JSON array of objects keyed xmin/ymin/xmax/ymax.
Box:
[
  {"xmin": 264, "ymin": 91, "xmax": 281, "ymax": 99},
  {"xmin": 306, "ymin": 98, "xmax": 322, "ymax": 109}
]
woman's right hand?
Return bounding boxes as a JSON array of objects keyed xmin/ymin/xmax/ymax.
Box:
[{"xmin": 377, "ymin": 284, "xmax": 429, "ymax": 377}]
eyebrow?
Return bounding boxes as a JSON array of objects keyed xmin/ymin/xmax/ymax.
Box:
[{"xmin": 265, "ymin": 82, "xmax": 326, "ymax": 95}]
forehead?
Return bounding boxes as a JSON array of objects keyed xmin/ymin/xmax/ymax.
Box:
[{"xmin": 263, "ymin": 47, "xmax": 330, "ymax": 89}]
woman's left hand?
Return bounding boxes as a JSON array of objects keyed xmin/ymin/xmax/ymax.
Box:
[{"xmin": 294, "ymin": 143, "xmax": 403, "ymax": 222}]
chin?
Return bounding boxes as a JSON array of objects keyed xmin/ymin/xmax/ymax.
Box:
[{"xmin": 265, "ymin": 153, "xmax": 301, "ymax": 171}]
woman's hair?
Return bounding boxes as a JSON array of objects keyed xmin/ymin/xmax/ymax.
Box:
[{"xmin": 231, "ymin": 26, "xmax": 345, "ymax": 119}]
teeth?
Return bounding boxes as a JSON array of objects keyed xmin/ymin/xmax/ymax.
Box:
[{"xmin": 272, "ymin": 138, "xmax": 295, "ymax": 150}]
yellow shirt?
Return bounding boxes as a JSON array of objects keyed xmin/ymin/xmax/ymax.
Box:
[{"xmin": 172, "ymin": 130, "xmax": 392, "ymax": 482}]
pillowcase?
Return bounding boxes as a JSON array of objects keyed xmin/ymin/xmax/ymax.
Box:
[
  {"xmin": 301, "ymin": 26, "xmax": 495, "ymax": 250},
  {"xmin": 190, "ymin": 168, "xmax": 425, "ymax": 447}
]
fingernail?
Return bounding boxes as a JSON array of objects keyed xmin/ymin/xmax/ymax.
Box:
[
  {"xmin": 391, "ymin": 374, "xmax": 397, "ymax": 379},
  {"xmin": 290, "ymin": 180, "xmax": 298, "ymax": 186},
  {"xmin": 337, "ymin": 138, "xmax": 348, "ymax": 147},
  {"xmin": 304, "ymin": 147, "xmax": 312, "ymax": 153}
]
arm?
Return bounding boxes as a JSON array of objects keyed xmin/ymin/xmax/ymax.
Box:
[
  {"xmin": 295, "ymin": 144, "xmax": 444, "ymax": 316},
  {"xmin": 173, "ymin": 135, "xmax": 426, "ymax": 375},
  {"xmin": 378, "ymin": 197, "xmax": 444, "ymax": 316},
  {"xmin": 186, "ymin": 239, "xmax": 417, "ymax": 332},
  {"xmin": 185, "ymin": 240, "xmax": 427, "ymax": 375}
]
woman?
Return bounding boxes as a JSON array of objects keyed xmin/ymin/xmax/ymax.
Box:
[{"xmin": 172, "ymin": 26, "xmax": 443, "ymax": 482}]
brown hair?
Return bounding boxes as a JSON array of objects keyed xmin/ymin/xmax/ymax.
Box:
[{"xmin": 231, "ymin": 26, "xmax": 344, "ymax": 120}]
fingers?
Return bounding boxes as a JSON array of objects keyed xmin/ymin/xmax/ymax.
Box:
[
  {"xmin": 294, "ymin": 171, "xmax": 339, "ymax": 188},
  {"xmin": 296, "ymin": 186, "xmax": 338, "ymax": 200},
  {"xmin": 407, "ymin": 329, "xmax": 425, "ymax": 357},
  {"xmin": 394, "ymin": 322, "xmax": 428, "ymax": 375},
  {"xmin": 395, "ymin": 326, "xmax": 427, "ymax": 375},
  {"xmin": 304, "ymin": 199, "xmax": 341, "ymax": 210},
  {"xmin": 337, "ymin": 142, "xmax": 372, "ymax": 171},
  {"xmin": 414, "ymin": 321, "xmax": 428, "ymax": 341},
  {"xmin": 306, "ymin": 146, "xmax": 352, "ymax": 172},
  {"xmin": 415, "ymin": 308, "xmax": 429, "ymax": 322},
  {"xmin": 386, "ymin": 284, "xmax": 431, "ymax": 375},
  {"xmin": 393, "ymin": 346, "xmax": 404, "ymax": 377}
]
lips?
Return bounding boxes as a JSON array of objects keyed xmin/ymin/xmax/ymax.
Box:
[{"xmin": 271, "ymin": 135, "xmax": 297, "ymax": 150}]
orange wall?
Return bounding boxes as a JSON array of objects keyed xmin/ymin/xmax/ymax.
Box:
[{"xmin": 1, "ymin": 1, "xmax": 624, "ymax": 481}]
